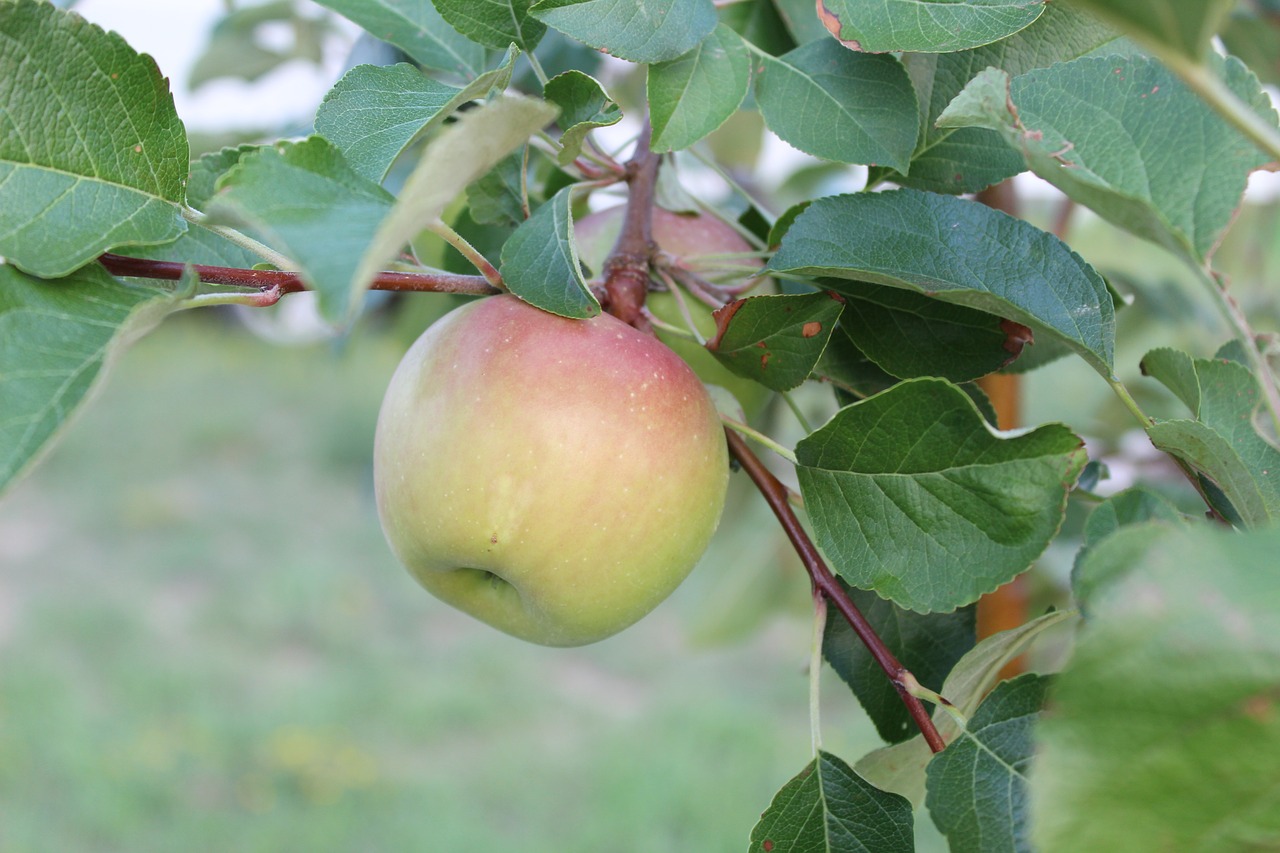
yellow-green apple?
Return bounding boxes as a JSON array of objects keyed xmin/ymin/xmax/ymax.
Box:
[
  {"xmin": 374, "ymin": 294, "xmax": 730, "ymax": 646},
  {"xmin": 573, "ymin": 206, "xmax": 772, "ymax": 417}
]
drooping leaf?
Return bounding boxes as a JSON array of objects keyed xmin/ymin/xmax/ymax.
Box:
[
  {"xmin": 938, "ymin": 56, "xmax": 1278, "ymax": 265},
  {"xmin": 1221, "ymin": 11, "xmax": 1280, "ymax": 87},
  {"xmin": 856, "ymin": 609, "xmax": 1076, "ymax": 805},
  {"xmin": 529, "ymin": 0, "xmax": 717, "ymax": 63},
  {"xmin": 824, "ymin": 580, "xmax": 976, "ymax": 744},
  {"xmin": 815, "ymin": 0, "xmax": 1045, "ymax": 53},
  {"xmin": 754, "ymin": 41, "xmax": 918, "ymax": 170},
  {"xmin": 356, "ymin": 95, "xmax": 559, "ymax": 297},
  {"xmin": 0, "ymin": 263, "xmax": 178, "ymax": 496},
  {"xmin": 773, "ymin": 0, "xmax": 831, "ymax": 44},
  {"xmin": 431, "ymin": 0, "xmax": 546, "ymax": 50},
  {"xmin": 0, "ymin": 0, "xmax": 188, "ymax": 276},
  {"xmin": 311, "ymin": 0, "xmax": 486, "ymax": 78},
  {"xmin": 499, "ymin": 186, "xmax": 597, "ymax": 318},
  {"xmin": 1063, "ymin": 0, "xmax": 1233, "ymax": 61},
  {"xmin": 1140, "ymin": 347, "xmax": 1280, "ymax": 527},
  {"xmin": 208, "ymin": 137, "xmax": 395, "ymax": 324},
  {"xmin": 796, "ymin": 378, "xmax": 1086, "ymax": 613},
  {"xmin": 648, "ymin": 24, "xmax": 752, "ymax": 153},
  {"xmin": 837, "ymin": 285, "xmax": 1030, "ymax": 382},
  {"xmin": 542, "ymin": 70, "xmax": 621, "ymax": 166},
  {"xmin": 887, "ymin": 3, "xmax": 1124, "ymax": 194},
  {"xmin": 717, "ymin": 0, "xmax": 795, "ymax": 56},
  {"xmin": 769, "ymin": 190, "xmax": 1115, "ymax": 376},
  {"xmin": 926, "ymin": 674, "xmax": 1050, "ymax": 853},
  {"xmin": 1032, "ymin": 526, "xmax": 1280, "ymax": 852},
  {"xmin": 749, "ymin": 751, "xmax": 914, "ymax": 853},
  {"xmin": 706, "ymin": 293, "xmax": 844, "ymax": 392}
]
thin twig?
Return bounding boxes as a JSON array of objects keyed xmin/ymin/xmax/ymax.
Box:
[{"xmin": 724, "ymin": 428, "xmax": 947, "ymax": 754}]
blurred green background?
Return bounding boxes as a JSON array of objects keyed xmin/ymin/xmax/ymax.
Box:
[{"xmin": 2, "ymin": 198, "xmax": 1277, "ymax": 852}]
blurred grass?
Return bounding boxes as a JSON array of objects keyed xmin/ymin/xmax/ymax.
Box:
[{"xmin": 0, "ymin": 310, "xmax": 883, "ymax": 852}]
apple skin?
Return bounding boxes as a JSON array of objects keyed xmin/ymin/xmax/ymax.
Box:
[
  {"xmin": 374, "ymin": 294, "xmax": 730, "ymax": 646},
  {"xmin": 574, "ymin": 206, "xmax": 772, "ymax": 417}
]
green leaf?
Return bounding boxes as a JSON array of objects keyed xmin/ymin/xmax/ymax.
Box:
[
  {"xmin": 0, "ymin": 263, "xmax": 178, "ymax": 496},
  {"xmin": 529, "ymin": 0, "xmax": 717, "ymax": 63},
  {"xmin": 208, "ymin": 137, "xmax": 394, "ymax": 324},
  {"xmin": 768, "ymin": 190, "xmax": 1115, "ymax": 376},
  {"xmin": 837, "ymin": 285, "xmax": 1030, "ymax": 382},
  {"xmin": 188, "ymin": 0, "xmax": 327, "ymax": 89},
  {"xmin": 1140, "ymin": 348, "xmax": 1280, "ymax": 527},
  {"xmin": 773, "ymin": 0, "xmax": 832, "ymax": 44},
  {"xmin": 889, "ymin": 3, "xmax": 1123, "ymax": 194},
  {"xmin": 467, "ymin": 154, "xmax": 528, "ymax": 227},
  {"xmin": 856, "ymin": 609, "xmax": 1076, "ymax": 805},
  {"xmin": 748, "ymin": 751, "xmax": 914, "ymax": 853},
  {"xmin": 706, "ymin": 293, "xmax": 844, "ymax": 392},
  {"xmin": 498, "ymin": 186, "xmax": 597, "ymax": 318},
  {"xmin": 648, "ymin": 24, "xmax": 751, "ymax": 153},
  {"xmin": 1063, "ymin": 0, "xmax": 1233, "ymax": 61},
  {"xmin": 824, "ymin": 580, "xmax": 976, "ymax": 744},
  {"xmin": 431, "ymin": 0, "xmax": 546, "ymax": 50},
  {"xmin": 542, "ymin": 70, "xmax": 621, "ymax": 166},
  {"xmin": 796, "ymin": 378, "xmax": 1086, "ymax": 613},
  {"xmin": 315, "ymin": 49, "xmax": 520, "ymax": 182},
  {"xmin": 815, "ymin": 0, "xmax": 1045, "ymax": 53},
  {"xmin": 1221, "ymin": 11, "xmax": 1280, "ymax": 87},
  {"xmin": 1032, "ymin": 526, "xmax": 1280, "ymax": 852},
  {"xmin": 926, "ymin": 673, "xmax": 1050, "ymax": 853},
  {"xmin": 718, "ymin": 0, "xmax": 795, "ymax": 56},
  {"xmin": 0, "ymin": 0, "xmax": 189, "ymax": 277},
  {"xmin": 312, "ymin": 0, "xmax": 486, "ymax": 78},
  {"xmin": 754, "ymin": 41, "xmax": 918, "ymax": 170},
  {"xmin": 357, "ymin": 95, "xmax": 559, "ymax": 297},
  {"xmin": 939, "ymin": 56, "xmax": 1277, "ymax": 265}
]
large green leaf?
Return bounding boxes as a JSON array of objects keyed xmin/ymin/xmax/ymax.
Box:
[
  {"xmin": 887, "ymin": 3, "xmax": 1123, "ymax": 194},
  {"xmin": 312, "ymin": 0, "xmax": 486, "ymax": 78},
  {"xmin": 1141, "ymin": 347, "xmax": 1280, "ymax": 527},
  {"xmin": 824, "ymin": 580, "xmax": 976, "ymax": 744},
  {"xmin": 939, "ymin": 55, "xmax": 1277, "ymax": 265},
  {"xmin": 314, "ymin": 49, "xmax": 519, "ymax": 182},
  {"xmin": 498, "ymin": 186, "xmax": 597, "ymax": 318},
  {"xmin": 926, "ymin": 674, "xmax": 1049, "ymax": 853},
  {"xmin": 749, "ymin": 752, "xmax": 914, "ymax": 852},
  {"xmin": 1032, "ymin": 527, "xmax": 1280, "ymax": 852},
  {"xmin": 754, "ymin": 41, "xmax": 918, "ymax": 170},
  {"xmin": 0, "ymin": 0, "xmax": 188, "ymax": 277},
  {"xmin": 815, "ymin": 0, "xmax": 1044, "ymax": 53},
  {"xmin": 769, "ymin": 190, "xmax": 1115, "ymax": 376},
  {"xmin": 648, "ymin": 24, "xmax": 751, "ymax": 153},
  {"xmin": 856, "ymin": 610, "xmax": 1075, "ymax": 805},
  {"xmin": 208, "ymin": 137, "xmax": 395, "ymax": 325},
  {"xmin": 431, "ymin": 0, "xmax": 546, "ymax": 50},
  {"xmin": 0, "ymin": 263, "xmax": 178, "ymax": 496},
  {"xmin": 529, "ymin": 0, "xmax": 716, "ymax": 63},
  {"xmin": 1064, "ymin": 0, "xmax": 1233, "ymax": 61},
  {"xmin": 796, "ymin": 378, "xmax": 1086, "ymax": 613}
]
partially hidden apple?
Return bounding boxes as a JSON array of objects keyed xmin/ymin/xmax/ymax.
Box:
[
  {"xmin": 574, "ymin": 206, "xmax": 773, "ymax": 418},
  {"xmin": 374, "ymin": 294, "xmax": 730, "ymax": 646}
]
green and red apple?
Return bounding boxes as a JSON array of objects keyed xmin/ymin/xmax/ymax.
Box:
[{"xmin": 374, "ymin": 295, "xmax": 729, "ymax": 646}]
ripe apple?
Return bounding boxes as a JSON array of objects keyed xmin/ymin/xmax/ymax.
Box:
[
  {"xmin": 574, "ymin": 206, "xmax": 772, "ymax": 417},
  {"xmin": 374, "ymin": 294, "xmax": 730, "ymax": 646}
]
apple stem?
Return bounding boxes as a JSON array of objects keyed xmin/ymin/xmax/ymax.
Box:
[
  {"xmin": 97, "ymin": 254, "xmax": 500, "ymax": 298},
  {"xmin": 601, "ymin": 122, "xmax": 660, "ymax": 328},
  {"xmin": 724, "ymin": 428, "xmax": 949, "ymax": 755}
]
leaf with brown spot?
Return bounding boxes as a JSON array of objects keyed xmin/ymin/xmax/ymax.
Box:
[{"xmin": 706, "ymin": 292, "xmax": 843, "ymax": 392}]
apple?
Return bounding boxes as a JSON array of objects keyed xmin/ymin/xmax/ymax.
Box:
[
  {"xmin": 574, "ymin": 206, "xmax": 773, "ymax": 417},
  {"xmin": 374, "ymin": 294, "xmax": 730, "ymax": 646}
]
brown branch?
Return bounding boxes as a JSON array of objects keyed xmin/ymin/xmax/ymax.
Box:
[
  {"xmin": 600, "ymin": 124, "xmax": 660, "ymax": 328},
  {"xmin": 724, "ymin": 428, "xmax": 947, "ymax": 754},
  {"xmin": 98, "ymin": 253, "xmax": 499, "ymax": 297}
]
